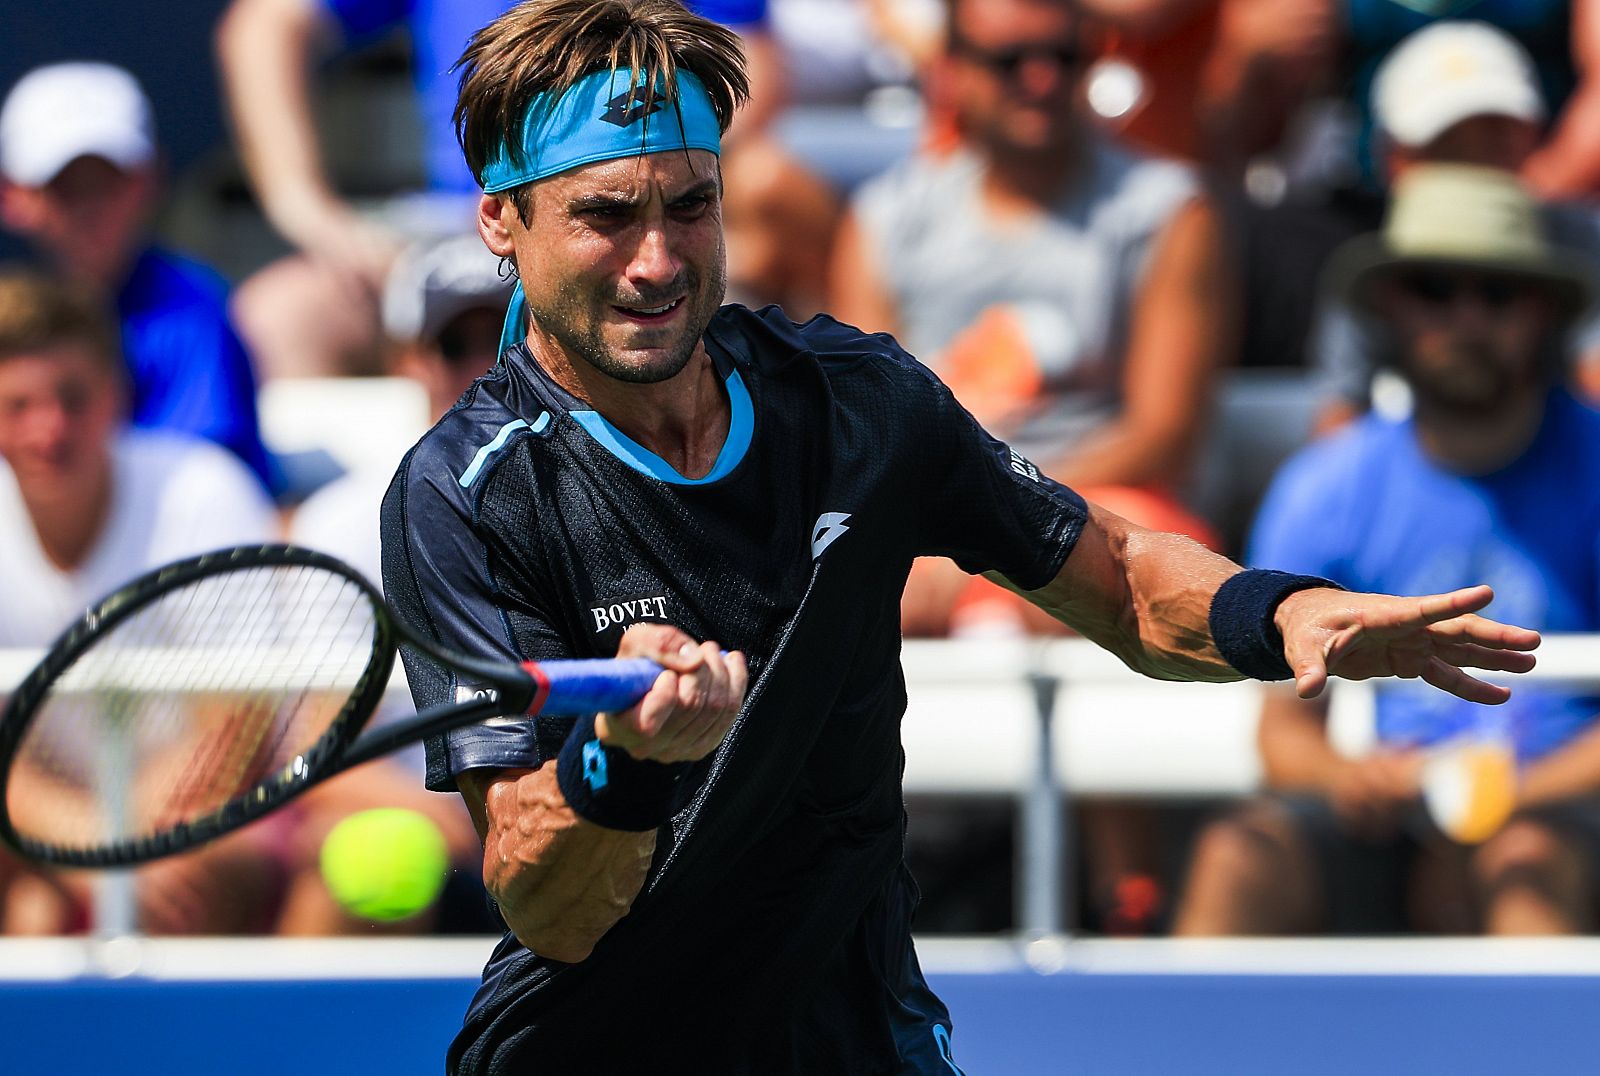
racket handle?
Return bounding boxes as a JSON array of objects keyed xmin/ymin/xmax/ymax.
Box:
[{"xmin": 533, "ymin": 658, "xmax": 666, "ymax": 715}]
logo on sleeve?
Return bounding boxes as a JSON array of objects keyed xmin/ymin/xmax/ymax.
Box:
[
  {"xmin": 454, "ymin": 681, "xmax": 501, "ymax": 705},
  {"xmin": 1007, "ymin": 448, "xmax": 1040, "ymax": 482},
  {"xmin": 811, "ymin": 512, "xmax": 852, "ymax": 560}
]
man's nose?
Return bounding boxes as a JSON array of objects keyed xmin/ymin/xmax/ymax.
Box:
[
  {"xmin": 1016, "ymin": 54, "xmax": 1068, "ymax": 100},
  {"xmin": 627, "ymin": 223, "xmax": 682, "ymax": 287},
  {"xmin": 17, "ymin": 401, "xmax": 72, "ymax": 455}
]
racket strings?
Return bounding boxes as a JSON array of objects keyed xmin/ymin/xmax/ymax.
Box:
[{"xmin": 6, "ymin": 563, "xmax": 380, "ymax": 854}]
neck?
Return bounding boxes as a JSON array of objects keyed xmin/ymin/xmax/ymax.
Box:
[
  {"xmin": 1413, "ymin": 386, "xmax": 1548, "ymax": 475},
  {"xmin": 528, "ymin": 332, "xmax": 730, "ymax": 480},
  {"xmin": 21, "ymin": 460, "xmax": 113, "ymax": 572},
  {"xmin": 980, "ymin": 152, "xmax": 1075, "ymax": 213}
]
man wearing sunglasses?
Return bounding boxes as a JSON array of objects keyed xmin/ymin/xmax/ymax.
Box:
[
  {"xmin": 832, "ymin": 0, "xmax": 1231, "ymax": 639},
  {"xmin": 1178, "ymin": 165, "xmax": 1600, "ymax": 937},
  {"xmin": 1312, "ymin": 21, "xmax": 1600, "ymax": 435}
]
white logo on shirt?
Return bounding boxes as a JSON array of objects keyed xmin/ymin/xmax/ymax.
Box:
[
  {"xmin": 1008, "ymin": 448, "xmax": 1040, "ymax": 482},
  {"xmin": 811, "ymin": 512, "xmax": 852, "ymax": 559},
  {"xmin": 590, "ymin": 594, "xmax": 671, "ymax": 632}
]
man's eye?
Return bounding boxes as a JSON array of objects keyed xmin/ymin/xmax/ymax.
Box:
[{"xmin": 673, "ymin": 196, "xmax": 711, "ymax": 215}]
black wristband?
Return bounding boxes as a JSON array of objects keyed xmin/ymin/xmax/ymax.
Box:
[
  {"xmin": 555, "ymin": 716, "xmax": 692, "ymax": 832},
  {"xmin": 1209, "ymin": 570, "xmax": 1344, "ymax": 682}
]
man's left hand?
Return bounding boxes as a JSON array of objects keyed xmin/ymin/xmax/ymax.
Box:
[{"xmin": 1275, "ymin": 584, "xmax": 1540, "ymax": 703}]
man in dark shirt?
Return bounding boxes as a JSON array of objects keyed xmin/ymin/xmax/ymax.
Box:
[{"xmin": 380, "ymin": 2, "xmax": 1542, "ymax": 1071}]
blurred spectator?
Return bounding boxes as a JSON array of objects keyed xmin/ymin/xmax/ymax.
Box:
[
  {"xmin": 1177, "ymin": 166, "xmax": 1600, "ymax": 936},
  {"xmin": 832, "ymin": 0, "xmax": 1232, "ymax": 637},
  {"xmin": 215, "ymin": 0, "xmax": 837, "ymax": 378},
  {"xmin": 0, "ymin": 63, "xmax": 278, "ymax": 495},
  {"xmin": 291, "ymin": 233, "xmax": 511, "ymax": 584},
  {"xmin": 1342, "ymin": 0, "xmax": 1600, "ymax": 199},
  {"xmin": 0, "ymin": 267, "xmax": 280, "ymax": 934},
  {"xmin": 1082, "ymin": 0, "xmax": 1339, "ymax": 172},
  {"xmin": 276, "ymin": 233, "xmax": 508, "ymax": 935},
  {"xmin": 1314, "ymin": 21, "xmax": 1600, "ymax": 433}
]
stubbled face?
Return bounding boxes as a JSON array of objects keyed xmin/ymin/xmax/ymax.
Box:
[
  {"xmin": 1376, "ymin": 267, "xmax": 1555, "ymax": 413},
  {"xmin": 944, "ymin": 0, "xmax": 1086, "ymax": 160},
  {"xmin": 0, "ymin": 343, "xmax": 120, "ymax": 499},
  {"xmin": 492, "ymin": 150, "xmax": 726, "ymax": 386},
  {"xmin": 0, "ymin": 157, "xmax": 154, "ymax": 287}
]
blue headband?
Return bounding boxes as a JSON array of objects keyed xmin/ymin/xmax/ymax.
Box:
[{"xmin": 479, "ymin": 68, "xmax": 722, "ymax": 193}]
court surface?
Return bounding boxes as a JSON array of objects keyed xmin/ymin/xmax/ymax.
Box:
[{"xmin": 5, "ymin": 936, "xmax": 1599, "ymax": 1074}]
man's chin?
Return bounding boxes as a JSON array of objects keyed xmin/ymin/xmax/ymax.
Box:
[{"xmin": 592, "ymin": 339, "xmax": 698, "ymax": 384}]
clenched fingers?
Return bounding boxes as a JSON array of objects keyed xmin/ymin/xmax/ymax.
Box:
[{"xmin": 610, "ymin": 644, "xmax": 748, "ymax": 763}]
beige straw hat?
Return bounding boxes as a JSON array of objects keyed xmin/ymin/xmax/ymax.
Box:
[{"xmin": 1327, "ymin": 164, "xmax": 1594, "ymax": 319}]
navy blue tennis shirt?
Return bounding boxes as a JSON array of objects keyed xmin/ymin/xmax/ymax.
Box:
[{"xmin": 381, "ymin": 304, "xmax": 1086, "ymax": 1074}]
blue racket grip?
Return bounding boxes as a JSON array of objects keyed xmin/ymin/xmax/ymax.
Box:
[{"xmin": 530, "ymin": 658, "xmax": 666, "ymax": 715}]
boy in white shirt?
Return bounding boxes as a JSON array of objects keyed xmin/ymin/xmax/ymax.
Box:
[{"xmin": 0, "ymin": 268, "xmax": 278, "ymax": 934}]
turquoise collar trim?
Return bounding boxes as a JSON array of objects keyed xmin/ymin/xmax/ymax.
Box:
[
  {"xmin": 570, "ymin": 368, "xmax": 752, "ymax": 485},
  {"xmin": 497, "ymin": 287, "xmax": 749, "ymax": 485},
  {"xmin": 498, "ymin": 286, "xmax": 528, "ymax": 358},
  {"xmin": 479, "ymin": 68, "xmax": 721, "ymax": 193}
]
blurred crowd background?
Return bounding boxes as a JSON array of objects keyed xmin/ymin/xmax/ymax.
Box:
[{"xmin": 5, "ymin": 0, "xmax": 1600, "ymax": 941}]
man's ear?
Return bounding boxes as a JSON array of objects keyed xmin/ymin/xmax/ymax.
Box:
[
  {"xmin": 477, "ymin": 193, "xmax": 516, "ymax": 258},
  {"xmin": 0, "ymin": 180, "xmax": 42, "ymax": 232}
]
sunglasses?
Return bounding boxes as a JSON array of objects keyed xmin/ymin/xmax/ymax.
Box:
[
  {"xmin": 1396, "ymin": 269, "xmax": 1538, "ymax": 310},
  {"xmin": 949, "ymin": 37, "xmax": 1087, "ymax": 78}
]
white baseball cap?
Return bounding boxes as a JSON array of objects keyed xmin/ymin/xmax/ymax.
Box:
[
  {"xmin": 383, "ymin": 234, "xmax": 515, "ymax": 343},
  {"xmin": 1373, "ymin": 21, "xmax": 1545, "ymax": 148},
  {"xmin": 0, "ymin": 62, "xmax": 155, "ymax": 186}
]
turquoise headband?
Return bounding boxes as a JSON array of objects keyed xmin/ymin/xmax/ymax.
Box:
[{"xmin": 479, "ymin": 67, "xmax": 722, "ymax": 193}]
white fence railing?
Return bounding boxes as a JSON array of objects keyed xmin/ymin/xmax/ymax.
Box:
[{"xmin": 3, "ymin": 635, "xmax": 1597, "ymax": 936}]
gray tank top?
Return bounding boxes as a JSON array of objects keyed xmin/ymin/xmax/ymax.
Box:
[{"xmin": 852, "ymin": 133, "xmax": 1197, "ymax": 458}]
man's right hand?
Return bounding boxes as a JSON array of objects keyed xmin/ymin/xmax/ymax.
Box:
[{"xmin": 593, "ymin": 624, "xmax": 748, "ymax": 764}]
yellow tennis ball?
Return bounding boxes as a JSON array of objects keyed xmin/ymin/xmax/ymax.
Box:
[{"xmin": 319, "ymin": 808, "xmax": 449, "ymax": 921}]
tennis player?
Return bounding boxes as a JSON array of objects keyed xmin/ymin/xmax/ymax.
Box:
[{"xmin": 379, "ymin": 1, "xmax": 1541, "ymax": 1070}]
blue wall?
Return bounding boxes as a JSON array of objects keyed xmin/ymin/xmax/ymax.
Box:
[{"xmin": 5, "ymin": 971, "xmax": 1600, "ymax": 1074}]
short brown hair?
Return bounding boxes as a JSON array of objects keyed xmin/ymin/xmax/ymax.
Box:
[
  {"xmin": 453, "ymin": 0, "xmax": 749, "ymax": 196},
  {"xmin": 0, "ymin": 267, "xmax": 121, "ymax": 373}
]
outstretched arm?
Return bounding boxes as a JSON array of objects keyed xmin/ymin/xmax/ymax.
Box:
[
  {"xmin": 997, "ymin": 502, "xmax": 1540, "ymax": 701},
  {"xmin": 457, "ymin": 625, "xmax": 747, "ymax": 962}
]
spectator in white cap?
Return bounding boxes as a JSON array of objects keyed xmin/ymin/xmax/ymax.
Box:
[
  {"xmin": 291, "ymin": 233, "xmax": 514, "ymax": 588},
  {"xmin": 1373, "ymin": 20, "xmax": 1548, "ymax": 177},
  {"xmin": 1311, "ymin": 22, "xmax": 1600, "ymax": 435},
  {"xmin": 0, "ymin": 62, "xmax": 279, "ymax": 494}
]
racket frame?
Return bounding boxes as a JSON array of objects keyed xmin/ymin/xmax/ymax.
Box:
[{"xmin": 0, "ymin": 545, "xmax": 540, "ymax": 868}]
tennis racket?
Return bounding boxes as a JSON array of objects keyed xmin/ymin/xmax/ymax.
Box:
[{"xmin": 0, "ymin": 545, "xmax": 666, "ymax": 868}]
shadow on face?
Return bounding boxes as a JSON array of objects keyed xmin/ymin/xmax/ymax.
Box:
[
  {"xmin": 0, "ymin": 157, "xmax": 155, "ymax": 288},
  {"xmin": 1374, "ymin": 266, "xmax": 1556, "ymax": 412},
  {"xmin": 399, "ymin": 306, "xmax": 506, "ymax": 420},
  {"xmin": 1390, "ymin": 116, "xmax": 1542, "ymax": 177}
]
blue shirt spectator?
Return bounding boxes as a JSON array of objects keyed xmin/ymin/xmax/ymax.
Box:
[
  {"xmin": 118, "ymin": 247, "xmax": 277, "ymax": 492},
  {"xmin": 1251, "ymin": 389, "xmax": 1600, "ymax": 761},
  {"xmin": 0, "ymin": 63, "xmax": 279, "ymax": 495}
]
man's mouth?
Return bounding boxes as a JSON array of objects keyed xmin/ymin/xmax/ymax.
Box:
[{"xmin": 613, "ymin": 297, "xmax": 684, "ymax": 324}]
